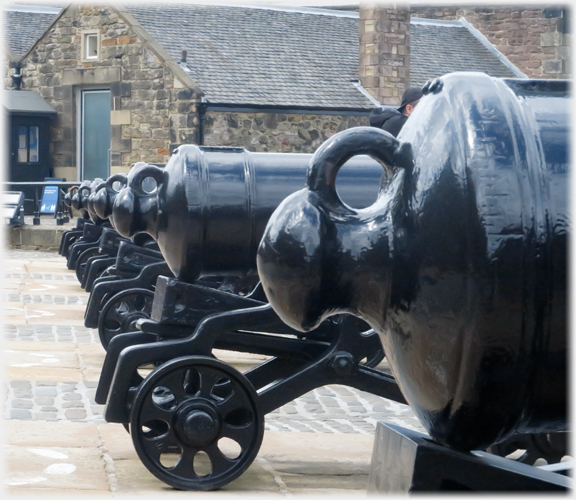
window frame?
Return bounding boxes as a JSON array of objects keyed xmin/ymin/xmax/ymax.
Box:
[
  {"xmin": 16, "ymin": 125, "xmax": 40, "ymax": 164},
  {"xmin": 81, "ymin": 29, "xmax": 101, "ymax": 62}
]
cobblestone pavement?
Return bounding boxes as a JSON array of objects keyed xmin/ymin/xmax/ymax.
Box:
[
  {"xmin": 3, "ymin": 248, "xmax": 426, "ymax": 495},
  {"xmin": 3, "ymin": 248, "xmax": 425, "ymax": 435}
]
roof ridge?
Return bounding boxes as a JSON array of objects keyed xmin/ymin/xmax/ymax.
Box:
[
  {"xmin": 410, "ymin": 18, "xmax": 463, "ymax": 27},
  {"xmin": 457, "ymin": 16, "xmax": 527, "ymax": 78},
  {"xmin": 4, "ymin": 4, "xmax": 62, "ymax": 14},
  {"xmin": 151, "ymin": 2, "xmax": 360, "ymax": 18}
]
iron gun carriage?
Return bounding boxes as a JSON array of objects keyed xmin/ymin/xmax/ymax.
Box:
[
  {"xmin": 93, "ymin": 145, "xmax": 415, "ymax": 490},
  {"xmin": 88, "ymin": 147, "xmax": 385, "ymax": 348}
]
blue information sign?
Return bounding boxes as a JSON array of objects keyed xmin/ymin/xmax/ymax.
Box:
[{"xmin": 40, "ymin": 185, "xmax": 59, "ymax": 214}]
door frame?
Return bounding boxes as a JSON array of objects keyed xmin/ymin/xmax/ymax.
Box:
[{"xmin": 76, "ymin": 86, "xmax": 111, "ymax": 181}]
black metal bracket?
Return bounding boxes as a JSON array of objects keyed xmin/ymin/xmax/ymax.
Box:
[{"xmin": 367, "ymin": 423, "xmax": 572, "ymax": 492}]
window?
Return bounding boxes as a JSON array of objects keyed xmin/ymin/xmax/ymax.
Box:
[
  {"xmin": 81, "ymin": 30, "xmax": 100, "ymax": 61},
  {"xmin": 17, "ymin": 126, "xmax": 39, "ymax": 163},
  {"xmin": 86, "ymin": 34, "xmax": 98, "ymax": 59}
]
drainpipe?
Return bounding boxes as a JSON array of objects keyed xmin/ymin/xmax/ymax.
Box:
[
  {"xmin": 197, "ymin": 97, "xmax": 207, "ymax": 146},
  {"xmin": 179, "ymin": 50, "xmax": 206, "ymax": 146}
]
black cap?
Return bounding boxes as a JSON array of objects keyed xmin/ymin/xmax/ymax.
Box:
[{"xmin": 399, "ymin": 87, "xmax": 424, "ymax": 110}]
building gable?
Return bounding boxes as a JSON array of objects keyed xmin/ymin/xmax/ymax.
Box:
[{"xmin": 3, "ymin": 4, "xmax": 61, "ymax": 58}]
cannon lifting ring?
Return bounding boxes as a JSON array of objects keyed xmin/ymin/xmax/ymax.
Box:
[
  {"xmin": 98, "ymin": 288, "xmax": 155, "ymax": 349},
  {"xmin": 130, "ymin": 355, "xmax": 263, "ymax": 491}
]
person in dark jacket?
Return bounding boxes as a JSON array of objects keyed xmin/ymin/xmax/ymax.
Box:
[{"xmin": 369, "ymin": 87, "xmax": 424, "ymax": 137}]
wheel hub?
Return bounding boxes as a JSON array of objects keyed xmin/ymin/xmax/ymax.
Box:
[
  {"xmin": 123, "ymin": 313, "xmax": 148, "ymax": 331},
  {"xmin": 175, "ymin": 401, "xmax": 221, "ymax": 447}
]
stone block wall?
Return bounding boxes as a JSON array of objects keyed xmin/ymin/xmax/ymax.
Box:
[
  {"xmin": 411, "ymin": 5, "xmax": 570, "ymax": 79},
  {"xmin": 14, "ymin": 4, "xmax": 199, "ymax": 179},
  {"xmin": 359, "ymin": 3, "xmax": 411, "ymax": 106},
  {"xmin": 203, "ymin": 111, "xmax": 369, "ymax": 153}
]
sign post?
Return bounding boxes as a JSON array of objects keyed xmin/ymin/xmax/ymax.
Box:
[{"xmin": 39, "ymin": 184, "xmax": 59, "ymax": 214}]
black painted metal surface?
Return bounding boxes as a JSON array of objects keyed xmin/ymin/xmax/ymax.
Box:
[
  {"xmin": 110, "ymin": 146, "xmax": 384, "ymax": 282},
  {"xmin": 257, "ymin": 73, "xmax": 569, "ymax": 452},
  {"xmin": 367, "ymin": 423, "xmax": 571, "ymax": 492}
]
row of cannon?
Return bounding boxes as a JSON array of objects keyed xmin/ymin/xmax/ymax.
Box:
[{"xmin": 59, "ymin": 73, "xmax": 569, "ymax": 491}]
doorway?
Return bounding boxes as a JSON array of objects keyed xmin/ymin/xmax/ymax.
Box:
[{"xmin": 79, "ymin": 89, "xmax": 111, "ymax": 180}]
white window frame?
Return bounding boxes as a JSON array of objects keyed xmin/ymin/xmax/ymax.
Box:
[{"xmin": 81, "ymin": 30, "xmax": 101, "ymax": 62}]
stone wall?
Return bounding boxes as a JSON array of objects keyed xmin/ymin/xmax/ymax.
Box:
[
  {"xmin": 15, "ymin": 4, "xmax": 200, "ymax": 179},
  {"xmin": 359, "ymin": 3, "xmax": 411, "ymax": 106},
  {"xmin": 411, "ymin": 5, "xmax": 570, "ymax": 79},
  {"xmin": 204, "ymin": 111, "xmax": 369, "ymax": 153}
]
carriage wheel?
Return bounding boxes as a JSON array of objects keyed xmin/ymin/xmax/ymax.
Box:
[
  {"xmin": 130, "ymin": 356, "xmax": 263, "ymax": 491},
  {"xmin": 487, "ymin": 432, "xmax": 568, "ymax": 465},
  {"xmin": 98, "ymin": 288, "xmax": 154, "ymax": 349},
  {"xmin": 75, "ymin": 247, "xmax": 100, "ymax": 282}
]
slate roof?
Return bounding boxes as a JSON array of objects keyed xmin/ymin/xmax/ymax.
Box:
[
  {"xmin": 3, "ymin": 3, "xmax": 523, "ymax": 109},
  {"xmin": 410, "ymin": 20, "xmax": 519, "ymax": 86},
  {"xmin": 3, "ymin": 5, "xmax": 60, "ymax": 58},
  {"xmin": 128, "ymin": 4, "xmax": 372, "ymax": 109},
  {"xmin": 128, "ymin": 4, "xmax": 521, "ymax": 108}
]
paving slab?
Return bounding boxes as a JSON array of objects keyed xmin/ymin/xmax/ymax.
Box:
[
  {"xmin": 6, "ymin": 420, "xmax": 102, "ymax": 448},
  {"xmin": 6, "ymin": 340, "xmax": 77, "ymax": 352},
  {"xmin": 5, "ymin": 444, "xmax": 110, "ymax": 491},
  {"xmin": 6, "ymin": 303, "xmax": 92, "ymax": 325}
]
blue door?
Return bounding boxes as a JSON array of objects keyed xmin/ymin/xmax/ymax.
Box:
[{"xmin": 81, "ymin": 90, "xmax": 111, "ymax": 180}]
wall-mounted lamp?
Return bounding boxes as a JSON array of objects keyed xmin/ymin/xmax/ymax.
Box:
[{"xmin": 10, "ymin": 62, "xmax": 23, "ymax": 90}]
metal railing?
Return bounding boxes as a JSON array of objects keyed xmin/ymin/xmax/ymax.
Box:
[{"xmin": 3, "ymin": 181, "xmax": 82, "ymax": 226}]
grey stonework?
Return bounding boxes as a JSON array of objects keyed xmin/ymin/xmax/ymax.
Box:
[
  {"xmin": 11, "ymin": 4, "xmax": 199, "ymax": 172},
  {"xmin": 204, "ymin": 112, "xmax": 370, "ymax": 153},
  {"xmin": 359, "ymin": 4, "xmax": 411, "ymax": 106},
  {"xmin": 411, "ymin": 5, "xmax": 571, "ymax": 80},
  {"xmin": 6, "ymin": 4, "xmax": 372, "ymax": 171}
]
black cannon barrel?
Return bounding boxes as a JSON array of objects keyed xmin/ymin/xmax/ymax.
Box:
[
  {"xmin": 91, "ymin": 162, "xmax": 158, "ymax": 221},
  {"xmin": 70, "ymin": 180, "xmax": 94, "ymax": 218},
  {"xmin": 257, "ymin": 72, "xmax": 569, "ymax": 452},
  {"xmin": 111, "ymin": 146, "xmax": 384, "ymax": 282},
  {"xmin": 71, "ymin": 178, "xmax": 108, "ymax": 225}
]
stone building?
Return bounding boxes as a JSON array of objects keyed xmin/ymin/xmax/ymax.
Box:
[
  {"xmin": 4, "ymin": 2, "xmax": 529, "ymax": 181},
  {"xmin": 410, "ymin": 5, "xmax": 570, "ymax": 79}
]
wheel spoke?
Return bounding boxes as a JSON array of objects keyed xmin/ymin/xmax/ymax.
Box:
[
  {"xmin": 220, "ymin": 421, "xmax": 256, "ymax": 450},
  {"xmin": 106, "ymin": 305, "xmax": 127, "ymax": 324},
  {"xmin": 171, "ymin": 446, "xmax": 199, "ymax": 478},
  {"xmin": 140, "ymin": 392, "xmax": 177, "ymax": 422},
  {"xmin": 159, "ymin": 370, "xmax": 188, "ymax": 401},
  {"xmin": 140, "ymin": 428, "xmax": 180, "ymax": 463},
  {"xmin": 126, "ymin": 294, "xmax": 142, "ymax": 310},
  {"xmin": 216, "ymin": 387, "xmax": 250, "ymax": 416},
  {"xmin": 198, "ymin": 368, "xmax": 220, "ymax": 398},
  {"xmin": 205, "ymin": 442, "xmax": 236, "ymax": 475}
]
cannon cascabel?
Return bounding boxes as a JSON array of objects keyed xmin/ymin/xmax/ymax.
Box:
[
  {"xmin": 92, "ymin": 162, "xmax": 153, "ymax": 221},
  {"xmin": 257, "ymin": 72, "xmax": 569, "ymax": 452},
  {"xmin": 110, "ymin": 145, "xmax": 385, "ymax": 283},
  {"xmin": 81, "ymin": 178, "xmax": 108, "ymax": 225},
  {"xmin": 70, "ymin": 180, "xmax": 94, "ymax": 218}
]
